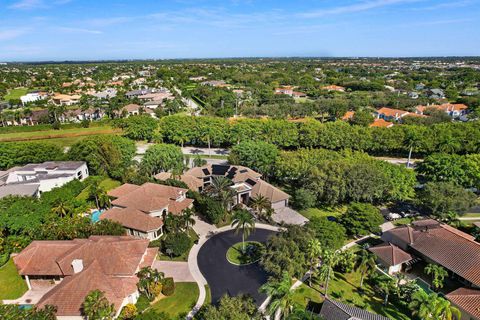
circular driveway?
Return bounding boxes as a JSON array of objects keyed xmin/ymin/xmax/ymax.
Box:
[{"xmin": 197, "ymin": 228, "xmax": 277, "ymax": 306}]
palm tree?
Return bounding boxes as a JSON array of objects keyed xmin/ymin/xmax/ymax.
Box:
[
  {"xmin": 377, "ymin": 276, "xmax": 396, "ymax": 306},
  {"xmin": 231, "ymin": 209, "xmax": 255, "ymax": 252},
  {"xmin": 356, "ymin": 251, "xmax": 377, "ymax": 289},
  {"xmin": 409, "ymin": 290, "xmax": 461, "ymax": 320},
  {"xmin": 260, "ymin": 271, "xmax": 295, "ymax": 318},
  {"xmin": 181, "ymin": 208, "xmax": 196, "ymax": 230},
  {"xmin": 424, "ymin": 264, "xmax": 448, "ymax": 291},
  {"xmin": 51, "ymin": 200, "xmax": 73, "ymax": 218},
  {"xmin": 306, "ymin": 239, "xmax": 321, "ymax": 286},
  {"xmin": 404, "ymin": 129, "xmax": 421, "ymax": 168},
  {"xmin": 164, "ymin": 214, "xmax": 183, "ymax": 234},
  {"xmin": 249, "ymin": 195, "xmax": 272, "ymax": 219},
  {"xmin": 82, "ymin": 289, "xmax": 115, "ymax": 320},
  {"xmin": 98, "ymin": 192, "xmax": 111, "ymax": 210},
  {"xmin": 88, "ymin": 180, "xmax": 103, "ymax": 210},
  {"xmin": 318, "ymin": 249, "xmax": 339, "ymax": 297},
  {"xmin": 206, "ymin": 176, "xmax": 235, "ymax": 212},
  {"xmin": 136, "ymin": 266, "xmax": 165, "ymax": 300}
]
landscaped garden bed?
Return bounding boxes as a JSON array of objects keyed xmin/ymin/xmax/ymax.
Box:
[{"xmin": 226, "ymin": 241, "xmax": 264, "ymax": 265}]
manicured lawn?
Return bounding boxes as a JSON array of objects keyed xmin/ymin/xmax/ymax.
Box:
[
  {"xmin": 0, "ymin": 126, "xmax": 121, "ymax": 143},
  {"xmin": 291, "ymin": 283, "xmax": 323, "ymax": 308},
  {"xmin": 204, "ymin": 285, "xmax": 211, "ymax": 304},
  {"xmin": 226, "ymin": 241, "xmax": 263, "ymax": 265},
  {"xmin": 0, "ymin": 259, "xmax": 28, "ymax": 300},
  {"xmin": 300, "ymin": 206, "xmax": 346, "ymax": 220},
  {"xmin": 150, "ymin": 282, "xmax": 199, "ymax": 319},
  {"xmin": 321, "ymin": 270, "xmax": 411, "ymax": 320},
  {"xmin": 4, "ymin": 88, "xmax": 29, "ymax": 100},
  {"xmin": 76, "ymin": 177, "xmax": 121, "ymax": 201}
]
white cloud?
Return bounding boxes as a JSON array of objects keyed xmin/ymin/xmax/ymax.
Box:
[
  {"xmin": 9, "ymin": 0, "xmax": 45, "ymax": 9},
  {"xmin": 298, "ymin": 0, "xmax": 420, "ymax": 18},
  {"xmin": 0, "ymin": 28, "xmax": 30, "ymax": 41},
  {"xmin": 56, "ymin": 27, "xmax": 102, "ymax": 34}
]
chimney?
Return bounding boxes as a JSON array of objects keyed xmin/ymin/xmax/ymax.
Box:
[{"xmin": 71, "ymin": 259, "xmax": 84, "ymax": 273}]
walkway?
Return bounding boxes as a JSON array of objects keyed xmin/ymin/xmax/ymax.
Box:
[{"xmin": 152, "ymin": 261, "xmax": 194, "ymax": 282}]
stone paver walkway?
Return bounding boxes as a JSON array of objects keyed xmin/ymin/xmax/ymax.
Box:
[{"xmin": 153, "ymin": 261, "xmax": 194, "ymax": 282}]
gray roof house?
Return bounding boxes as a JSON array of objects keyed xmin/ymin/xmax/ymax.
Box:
[{"xmin": 319, "ymin": 298, "xmax": 389, "ymax": 320}]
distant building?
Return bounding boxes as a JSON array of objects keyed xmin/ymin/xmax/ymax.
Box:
[
  {"xmin": 20, "ymin": 91, "xmax": 48, "ymax": 105},
  {"xmin": 51, "ymin": 93, "xmax": 81, "ymax": 106},
  {"xmin": 0, "ymin": 161, "xmax": 88, "ymax": 197},
  {"xmin": 415, "ymin": 103, "xmax": 468, "ymax": 118},
  {"xmin": 375, "ymin": 107, "xmax": 410, "ymax": 121},
  {"xmin": 321, "ymin": 85, "xmax": 346, "ymax": 92},
  {"xmin": 275, "ymin": 86, "xmax": 294, "ymax": 95},
  {"xmin": 427, "ymin": 88, "xmax": 446, "ymax": 99}
]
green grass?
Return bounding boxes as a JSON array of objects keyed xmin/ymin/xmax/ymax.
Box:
[
  {"xmin": 150, "ymin": 282, "xmax": 199, "ymax": 319},
  {"xmin": 0, "ymin": 259, "xmax": 28, "ymax": 300},
  {"xmin": 0, "ymin": 126, "xmax": 120, "ymax": 143},
  {"xmin": 204, "ymin": 285, "xmax": 211, "ymax": 305},
  {"xmin": 76, "ymin": 177, "xmax": 121, "ymax": 201},
  {"xmin": 291, "ymin": 283, "xmax": 323, "ymax": 307},
  {"xmin": 4, "ymin": 88, "xmax": 29, "ymax": 100},
  {"xmin": 226, "ymin": 241, "xmax": 263, "ymax": 265},
  {"xmin": 324, "ymin": 270, "xmax": 411, "ymax": 320},
  {"xmin": 300, "ymin": 206, "xmax": 346, "ymax": 220}
]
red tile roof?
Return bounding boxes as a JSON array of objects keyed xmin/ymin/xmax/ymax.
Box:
[
  {"xmin": 370, "ymin": 118, "xmax": 394, "ymax": 128},
  {"xmin": 368, "ymin": 242, "xmax": 412, "ymax": 267},
  {"xmin": 446, "ymin": 287, "xmax": 480, "ymax": 319},
  {"xmin": 101, "ymin": 207, "xmax": 164, "ymax": 232},
  {"xmin": 376, "ymin": 107, "xmax": 410, "ymax": 118}
]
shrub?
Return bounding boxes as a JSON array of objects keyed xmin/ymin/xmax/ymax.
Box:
[
  {"xmin": 0, "ymin": 252, "xmax": 9, "ymax": 268},
  {"xmin": 195, "ymin": 195, "xmax": 224, "ymax": 224},
  {"xmin": 292, "ymin": 188, "xmax": 316, "ymax": 210},
  {"xmin": 162, "ymin": 277, "xmax": 175, "ymax": 296},
  {"xmin": 119, "ymin": 303, "xmax": 137, "ymax": 320},
  {"xmin": 163, "ymin": 232, "xmax": 191, "ymax": 257},
  {"xmin": 135, "ymin": 294, "xmax": 150, "ymax": 312},
  {"xmin": 148, "ymin": 239, "xmax": 162, "ymax": 249}
]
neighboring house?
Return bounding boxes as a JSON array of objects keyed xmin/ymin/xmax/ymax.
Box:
[
  {"xmin": 189, "ymin": 76, "xmax": 207, "ymax": 81},
  {"xmin": 125, "ymin": 88, "xmax": 154, "ymax": 99},
  {"xmin": 341, "ymin": 111, "xmax": 355, "ymax": 120},
  {"xmin": 200, "ymin": 80, "xmax": 228, "ymax": 87},
  {"xmin": 183, "ymin": 164, "xmax": 308, "ymax": 225},
  {"xmin": 375, "ymin": 107, "xmax": 410, "ymax": 121},
  {"xmin": 415, "ymin": 103, "xmax": 469, "ymax": 118},
  {"xmin": 319, "ymin": 297, "xmax": 389, "ymax": 320},
  {"xmin": 275, "ymin": 86, "xmax": 294, "ymax": 96},
  {"xmin": 90, "ymin": 88, "xmax": 117, "ymax": 99},
  {"xmin": 101, "ymin": 183, "xmax": 194, "ymax": 240},
  {"xmin": 446, "ymin": 287, "xmax": 480, "ymax": 320},
  {"xmin": 59, "ymin": 108, "xmax": 104, "ymax": 123},
  {"xmin": 382, "ymin": 219, "xmax": 480, "ymax": 288},
  {"xmin": 2, "ymin": 161, "xmax": 88, "ymax": 196},
  {"xmin": 321, "ymin": 85, "xmax": 346, "ymax": 92},
  {"xmin": 122, "ymin": 104, "xmax": 142, "ymax": 116},
  {"xmin": 370, "ymin": 118, "xmax": 394, "ymax": 128},
  {"xmin": 368, "ymin": 242, "xmax": 413, "ymax": 274},
  {"xmin": 408, "ymin": 91, "xmax": 419, "ymax": 99},
  {"xmin": 11, "ymin": 236, "xmax": 158, "ymax": 319},
  {"xmin": 20, "ymin": 91, "xmax": 48, "ymax": 105},
  {"xmin": 154, "ymin": 172, "xmax": 204, "ymax": 191},
  {"xmin": 51, "ymin": 94, "xmax": 81, "ymax": 106},
  {"xmin": 428, "ymin": 88, "xmax": 446, "ymax": 99}
]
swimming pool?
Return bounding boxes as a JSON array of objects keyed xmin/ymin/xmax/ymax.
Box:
[{"xmin": 91, "ymin": 210, "xmax": 103, "ymax": 223}]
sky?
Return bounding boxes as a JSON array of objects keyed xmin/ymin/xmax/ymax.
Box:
[{"xmin": 0, "ymin": 0, "xmax": 479, "ymax": 61}]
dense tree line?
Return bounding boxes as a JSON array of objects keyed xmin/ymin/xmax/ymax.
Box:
[
  {"xmin": 158, "ymin": 115, "xmax": 480, "ymax": 157},
  {"xmin": 0, "ymin": 141, "xmax": 64, "ymax": 170}
]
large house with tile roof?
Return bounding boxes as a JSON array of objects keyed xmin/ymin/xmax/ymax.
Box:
[
  {"xmin": 415, "ymin": 103, "xmax": 469, "ymax": 118},
  {"xmin": 101, "ymin": 182, "xmax": 194, "ymax": 240},
  {"xmin": 11, "ymin": 236, "xmax": 158, "ymax": 319},
  {"xmin": 446, "ymin": 287, "xmax": 480, "ymax": 320},
  {"xmin": 165, "ymin": 164, "xmax": 308, "ymax": 225},
  {"xmin": 319, "ymin": 297, "xmax": 389, "ymax": 320}
]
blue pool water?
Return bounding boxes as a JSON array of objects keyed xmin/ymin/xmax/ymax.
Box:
[
  {"xmin": 91, "ymin": 210, "xmax": 103, "ymax": 223},
  {"xmin": 18, "ymin": 304, "xmax": 33, "ymax": 310}
]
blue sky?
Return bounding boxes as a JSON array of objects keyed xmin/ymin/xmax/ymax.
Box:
[{"xmin": 0, "ymin": 0, "xmax": 479, "ymax": 61}]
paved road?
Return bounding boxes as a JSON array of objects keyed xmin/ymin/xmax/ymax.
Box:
[{"xmin": 197, "ymin": 229, "xmax": 277, "ymax": 306}]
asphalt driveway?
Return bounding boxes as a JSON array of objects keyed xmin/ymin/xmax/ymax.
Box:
[{"xmin": 197, "ymin": 228, "xmax": 277, "ymax": 306}]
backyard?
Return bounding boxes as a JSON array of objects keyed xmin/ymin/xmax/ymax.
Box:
[
  {"xmin": 3, "ymin": 88, "xmax": 30, "ymax": 101},
  {"xmin": 0, "ymin": 126, "xmax": 121, "ymax": 143},
  {"xmin": 300, "ymin": 206, "xmax": 346, "ymax": 220},
  {"xmin": 0, "ymin": 259, "xmax": 28, "ymax": 300}
]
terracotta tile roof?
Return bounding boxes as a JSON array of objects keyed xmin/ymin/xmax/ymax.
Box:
[
  {"xmin": 446, "ymin": 287, "xmax": 480, "ymax": 319},
  {"xmin": 139, "ymin": 247, "xmax": 159, "ymax": 269},
  {"xmin": 251, "ymin": 179, "xmax": 289, "ymax": 203},
  {"xmin": 342, "ymin": 111, "xmax": 355, "ymax": 120},
  {"xmin": 107, "ymin": 183, "xmax": 140, "ymax": 198},
  {"xmin": 321, "ymin": 85, "xmax": 346, "ymax": 91},
  {"xmin": 376, "ymin": 107, "xmax": 410, "ymax": 117},
  {"xmin": 123, "ymin": 103, "xmax": 141, "ymax": 112},
  {"xmin": 101, "ymin": 207, "xmax": 163, "ymax": 232},
  {"xmin": 154, "ymin": 172, "xmax": 204, "ymax": 191},
  {"xmin": 416, "ymin": 103, "xmax": 469, "ymax": 114},
  {"xmin": 370, "ymin": 118, "xmax": 393, "ymax": 128},
  {"xmin": 37, "ymin": 260, "xmax": 137, "ymax": 316},
  {"xmin": 368, "ymin": 242, "xmax": 412, "ymax": 267},
  {"xmin": 382, "ymin": 220, "xmax": 480, "ymax": 286},
  {"xmin": 110, "ymin": 183, "xmax": 189, "ymax": 213}
]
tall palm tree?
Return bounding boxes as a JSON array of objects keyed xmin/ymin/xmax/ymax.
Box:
[
  {"xmin": 206, "ymin": 176, "xmax": 236, "ymax": 212},
  {"xmin": 404, "ymin": 129, "xmax": 421, "ymax": 168},
  {"xmin": 356, "ymin": 251, "xmax": 377, "ymax": 289},
  {"xmin": 306, "ymin": 239, "xmax": 321, "ymax": 286},
  {"xmin": 136, "ymin": 266, "xmax": 165, "ymax": 300},
  {"xmin": 409, "ymin": 290, "xmax": 461, "ymax": 320},
  {"xmin": 318, "ymin": 249, "xmax": 339, "ymax": 297},
  {"xmin": 88, "ymin": 180, "xmax": 103, "ymax": 210},
  {"xmin": 249, "ymin": 195, "xmax": 272, "ymax": 219},
  {"xmin": 181, "ymin": 208, "xmax": 196, "ymax": 230},
  {"xmin": 231, "ymin": 209, "xmax": 255, "ymax": 252},
  {"xmin": 377, "ymin": 276, "xmax": 396, "ymax": 306},
  {"xmin": 424, "ymin": 264, "xmax": 448, "ymax": 291},
  {"xmin": 260, "ymin": 271, "xmax": 295, "ymax": 318},
  {"xmin": 51, "ymin": 200, "xmax": 73, "ymax": 218},
  {"xmin": 82, "ymin": 289, "xmax": 115, "ymax": 320}
]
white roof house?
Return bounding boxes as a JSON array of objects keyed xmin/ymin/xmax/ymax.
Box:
[{"xmin": 3, "ymin": 161, "xmax": 89, "ymax": 196}]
